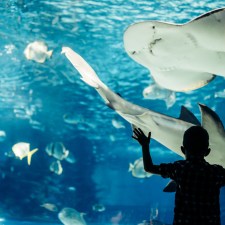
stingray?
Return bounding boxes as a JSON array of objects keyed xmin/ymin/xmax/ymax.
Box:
[
  {"xmin": 123, "ymin": 7, "xmax": 225, "ymax": 91},
  {"xmin": 62, "ymin": 47, "xmax": 225, "ymax": 168}
]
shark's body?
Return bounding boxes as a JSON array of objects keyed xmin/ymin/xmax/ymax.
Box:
[
  {"xmin": 62, "ymin": 47, "xmax": 225, "ymax": 167},
  {"xmin": 123, "ymin": 8, "xmax": 225, "ymax": 91}
]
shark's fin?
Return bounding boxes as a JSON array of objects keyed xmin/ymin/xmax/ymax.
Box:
[
  {"xmin": 199, "ymin": 103, "xmax": 223, "ymax": 127},
  {"xmin": 179, "ymin": 106, "xmax": 200, "ymax": 125},
  {"xmin": 163, "ymin": 180, "xmax": 176, "ymax": 192},
  {"xmin": 199, "ymin": 103, "xmax": 225, "ymax": 137},
  {"xmin": 27, "ymin": 148, "xmax": 38, "ymax": 166}
]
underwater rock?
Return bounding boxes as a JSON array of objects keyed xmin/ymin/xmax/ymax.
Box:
[
  {"xmin": 50, "ymin": 160, "xmax": 63, "ymax": 175},
  {"xmin": 24, "ymin": 41, "xmax": 53, "ymax": 63},
  {"xmin": 12, "ymin": 142, "xmax": 38, "ymax": 165},
  {"xmin": 129, "ymin": 157, "xmax": 153, "ymax": 178},
  {"xmin": 45, "ymin": 142, "xmax": 69, "ymax": 160},
  {"xmin": 58, "ymin": 207, "xmax": 87, "ymax": 225}
]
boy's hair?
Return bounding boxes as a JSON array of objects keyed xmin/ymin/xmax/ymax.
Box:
[{"xmin": 183, "ymin": 126, "xmax": 209, "ymax": 154}]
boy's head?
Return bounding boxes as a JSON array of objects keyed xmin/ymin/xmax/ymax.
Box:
[{"xmin": 181, "ymin": 126, "xmax": 210, "ymax": 158}]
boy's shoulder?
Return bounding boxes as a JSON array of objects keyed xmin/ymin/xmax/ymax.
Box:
[{"xmin": 210, "ymin": 163, "xmax": 225, "ymax": 170}]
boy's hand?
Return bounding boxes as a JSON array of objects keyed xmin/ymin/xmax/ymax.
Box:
[{"xmin": 132, "ymin": 128, "xmax": 151, "ymax": 146}]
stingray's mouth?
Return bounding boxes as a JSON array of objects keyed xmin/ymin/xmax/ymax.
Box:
[{"xmin": 149, "ymin": 38, "xmax": 162, "ymax": 55}]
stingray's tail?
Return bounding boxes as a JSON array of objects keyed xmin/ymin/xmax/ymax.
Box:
[{"xmin": 61, "ymin": 47, "xmax": 105, "ymax": 89}]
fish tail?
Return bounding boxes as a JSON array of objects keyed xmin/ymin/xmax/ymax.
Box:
[
  {"xmin": 27, "ymin": 148, "xmax": 38, "ymax": 165},
  {"xmin": 47, "ymin": 50, "xmax": 53, "ymax": 57},
  {"xmin": 128, "ymin": 163, "xmax": 133, "ymax": 172}
]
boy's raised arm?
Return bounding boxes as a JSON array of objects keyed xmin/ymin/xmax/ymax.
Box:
[{"xmin": 132, "ymin": 128, "xmax": 162, "ymax": 175}]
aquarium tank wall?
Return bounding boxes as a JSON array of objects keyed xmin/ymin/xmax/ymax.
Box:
[{"xmin": 0, "ymin": 0, "xmax": 225, "ymax": 224}]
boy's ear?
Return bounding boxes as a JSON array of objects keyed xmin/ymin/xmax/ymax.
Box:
[
  {"xmin": 204, "ymin": 148, "xmax": 211, "ymax": 157},
  {"xmin": 181, "ymin": 146, "xmax": 185, "ymax": 154}
]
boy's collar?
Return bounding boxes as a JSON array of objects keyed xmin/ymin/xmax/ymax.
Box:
[{"xmin": 186, "ymin": 158, "xmax": 206, "ymax": 163}]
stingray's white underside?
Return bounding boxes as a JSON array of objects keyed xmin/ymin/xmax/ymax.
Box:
[{"xmin": 123, "ymin": 8, "xmax": 225, "ymax": 91}]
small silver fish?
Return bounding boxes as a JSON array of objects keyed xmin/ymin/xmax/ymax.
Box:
[
  {"xmin": 92, "ymin": 203, "xmax": 105, "ymax": 212},
  {"xmin": 50, "ymin": 160, "xmax": 63, "ymax": 175},
  {"xmin": 0, "ymin": 130, "xmax": 6, "ymax": 142},
  {"xmin": 45, "ymin": 142, "xmax": 69, "ymax": 160},
  {"xmin": 143, "ymin": 83, "xmax": 176, "ymax": 108},
  {"xmin": 58, "ymin": 207, "xmax": 87, "ymax": 225},
  {"xmin": 40, "ymin": 203, "xmax": 58, "ymax": 212},
  {"xmin": 63, "ymin": 113, "xmax": 84, "ymax": 124},
  {"xmin": 111, "ymin": 118, "xmax": 125, "ymax": 129},
  {"xmin": 12, "ymin": 142, "xmax": 38, "ymax": 165},
  {"xmin": 129, "ymin": 157, "xmax": 153, "ymax": 178},
  {"xmin": 24, "ymin": 41, "xmax": 53, "ymax": 63}
]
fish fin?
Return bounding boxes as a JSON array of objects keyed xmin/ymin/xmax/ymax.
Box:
[
  {"xmin": 146, "ymin": 173, "xmax": 153, "ymax": 178},
  {"xmin": 190, "ymin": 8, "xmax": 225, "ymax": 22},
  {"xmin": 163, "ymin": 180, "xmax": 177, "ymax": 192},
  {"xmin": 47, "ymin": 50, "xmax": 53, "ymax": 57},
  {"xmin": 178, "ymin": 105, "xmax": 200, "ymax": 125},
  {"xmin": 199, "ymin": 103, "xmax": 225, "ymax": 149},
  {"xmin": 27, "ymin": 148, "xmax": 38, "ymax": 165},
  {"xmin": 128, "ymin": 163, "xmax": 133, "ymax": 172},
  {"xmin": 199, "ymin": 103, "xmax": 224, "ymax": 129},
  {"xmin": 65, "ymin": 150, "xmax": 69, "ymax": 158},
  {"xmin": 19, "ymin": 155, "xmax": 25, "ymax": 160},
  {"xmin": 151, "ymin": 70, "xmax": 215, "ymax": 92}
]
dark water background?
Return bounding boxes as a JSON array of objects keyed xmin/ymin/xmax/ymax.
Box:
[{"xmin": 0, "ymin": 0, "xmax": 225, "ymax": 224}]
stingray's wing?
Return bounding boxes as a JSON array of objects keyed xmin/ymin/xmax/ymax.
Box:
[
  {"xmin": 62, "ymin": 47, "xmax": 194, "ymax": 156},
  {"xmin": 123, "ymin": 8, "xmax": 225, "ymax": 91}
]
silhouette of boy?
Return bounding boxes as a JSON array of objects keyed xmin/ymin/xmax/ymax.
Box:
[{"xmin": 132, "ymin": 126, "xmax": 225, "ymax": 225}]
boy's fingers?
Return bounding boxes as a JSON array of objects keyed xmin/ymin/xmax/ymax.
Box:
[
  {"xmin": 137, "ymin": 128, "xmax": 144, "ymax": 134},
  {"xmin": 133, "ymin": 129, "xmax": 140, "ymax": 136},
  {"xmin": 133, "ymin": 130, "xmax": 138, "ymax": 136},
  {"xmin": 132, "ymin": 136, "xmax": 137, "ymax": 140}
]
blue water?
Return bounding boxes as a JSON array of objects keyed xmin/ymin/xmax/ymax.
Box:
[{"xmin": 0, "ymin": 0, "xmax": 225, "ymax": 224}]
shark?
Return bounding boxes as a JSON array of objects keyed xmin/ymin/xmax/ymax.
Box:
[
  {"xmin": 62, "ymin": 47, "xmax": 225, "ymax": 168},
  {"xmin": 123, "ymin": 7, "xmax": 225, "ymax": 92},
  {"xmin": 62, "ymin": 47, "xmax": 225, "ymax": 167}
]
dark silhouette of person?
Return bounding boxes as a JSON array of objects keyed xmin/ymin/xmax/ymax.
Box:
[{"xmin": 132, "ymin": 126, "xmax": 225, "ymax": 225}]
